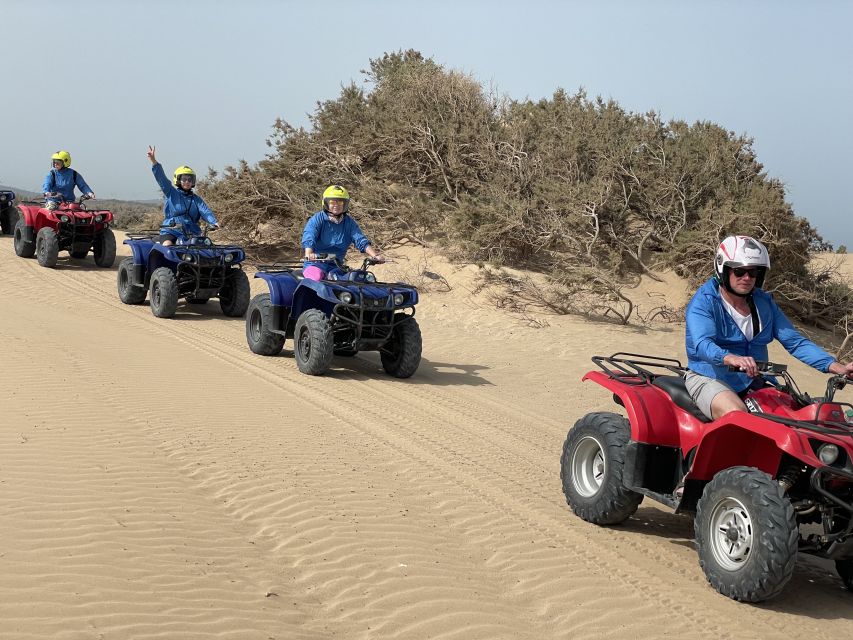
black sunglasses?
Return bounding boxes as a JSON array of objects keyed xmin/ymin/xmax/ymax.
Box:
[{"xmin": 732, "ymin": 267, "xmax": 758, "ymax": 278}]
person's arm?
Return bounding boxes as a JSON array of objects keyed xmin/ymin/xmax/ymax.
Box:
[
  {"xmin": 301, "ymin": 214, "xmax": 321, "ymax": 259},
  {"xmin": 151, "ymin": 163, "xmax": 173, "ymax": 197},
  {"xmin": 195, "ymin": 196, "xmax": 218, "ymax": 227},
  {"xmin": 770, "ymin": 296, "xmax": 836, "ymax": 372},
  {"xmin": 42, "ymin": 171, "xmax": 57, "ymax": 196},
  {"xmin": 75, "ymin": 172, "xmax": 95, "ymax": 198},
  {"xmin": 147, "ymin": 146, "xmax": 174, "ymax": 197},
  {"xmin": 685, "ymin": 298, "xmax": 729, "ymax": 367},
  {"xmin": 349, "ymin": 219, "xmax": 383, "ymax": 261}
]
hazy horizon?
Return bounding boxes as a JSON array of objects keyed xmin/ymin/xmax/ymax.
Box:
[{"xmin": 2, "ymin": 0, "xmax": 851, "ymax": 247}]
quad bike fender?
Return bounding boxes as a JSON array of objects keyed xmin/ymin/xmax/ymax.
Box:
[
  {"xmin": 125, "ymin": 238, "xmax": 155, "ymax": 266},
  {"xmin": 147, "ymin": 249, "xmax": 177, "ymax": 275},
  {"xmin": 16, "ymin": 204, "xmax": 41, "ymax": 229},
  {"xmin": 292, "ymin": 285, "xmax": 335, "ymax": 319},
  {"xmin": 256, "ymin": 271, "xmax": 299, "ymax": 307},
  {"xmin": 584, "ymin": 370, "xmax": 683, "ymax": 447},
  {"xmin": 687, "ymin": 412, "xmax": 830, "ymax": 481}
]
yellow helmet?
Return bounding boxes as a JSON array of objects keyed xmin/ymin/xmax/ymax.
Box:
[
  {"xmin": 173, "ymin": 165, "xmax": 196, "ymax": 188},
  {"xmin": 322, "ymin": 184, "xmax": 350, "ymax": 213},
  {"xmin": 51, "ymin": 150, "xmax": 71, "ymax": 168}
]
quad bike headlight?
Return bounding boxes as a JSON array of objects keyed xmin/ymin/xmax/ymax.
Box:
[
  {"xmin": 181, "ymin": 253, "xmax": 195, "ymax": 263},
  {"xmin": 94, "ymin": 214, "xmax": 103, "ymax": 223},
  {"xmin": 337, "ymin": 291, "xmax": 354, "ymax": 304},
  {"xmin": 224, "ymin": 253, "xmax": 234, "ymax": 263},
  {"xmin": 817, "ymin": 443, "xmax": 840, "ymax": 465},
  {"xmin": 393, "ymin": 293, "xmax": 405, "ymax": 306},
  {"xmin": 59, "ymin": 214, "xmax": 70, "ymax": 223}
]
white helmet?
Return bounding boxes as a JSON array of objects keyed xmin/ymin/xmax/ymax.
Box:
[{"xmin": 714, "ymin": 235, "xmax": 770, "ymax": 291}]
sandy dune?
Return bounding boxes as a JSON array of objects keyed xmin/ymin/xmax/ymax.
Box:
[{"xmin": 2, "ymin": 233, "xmax": 853, "ymax": 639}]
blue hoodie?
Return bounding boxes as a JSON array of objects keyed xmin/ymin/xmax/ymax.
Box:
[
  {"xmin": 685, "ymin": 278, "xmax": 835, "ymax": 392},
  {"xmin": 151, "ymin": 163, "xmax": 217, "ymax": 239},
  {"xmin": 301, "ymin": 211, "xmax": 371, "ymax": 261},
  {"xmin": 42, "ymin": 167, "xmax": 93, "ymax": 203}
]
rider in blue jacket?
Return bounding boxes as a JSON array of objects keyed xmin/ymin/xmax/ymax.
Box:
[
  {"xmin": 685, "ymin": 235, "xmax": 853, "ymax": 421},
  {"xmin": 301, "ymin": 185, "xmax": 383, "ymax": 271},
  {"xmin": 42, "ymin": 150, "xmax": 95, "ymax": 209},
  {"xmin": 147, "ymin": 145, "xmax": 218, "ymax": 245}
]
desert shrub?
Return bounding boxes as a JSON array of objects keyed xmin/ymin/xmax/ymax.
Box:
[{"xmin": 201, "ymin": 49, "xmax": 849, "ymax": 332}]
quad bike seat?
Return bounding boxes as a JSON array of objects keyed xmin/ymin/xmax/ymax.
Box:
[{"xmin": 651, "ymin": 375, "xmax": 711, "ymax": 423}]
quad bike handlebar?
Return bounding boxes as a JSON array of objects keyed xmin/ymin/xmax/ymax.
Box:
[
  {"xmin": 725, "ymin": 360, "xmax": 851, "ymax": 404},
  {"xmin": 304, "ymin": 254, "xmax": 386, "ymax": 271},
  {"xmin": 726, "ymin": 361, "xmax": 788, "ymax": 375},
  {"xmin": 44, "ymin": 193, "xmax": 92, "ymax": 204}
]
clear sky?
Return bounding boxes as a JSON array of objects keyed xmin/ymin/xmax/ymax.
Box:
[{"xmin": 3, "ymin": 0, "xmax": 851, "ymax": 247}]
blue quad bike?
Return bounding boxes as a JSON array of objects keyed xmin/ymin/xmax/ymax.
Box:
[
  {"xmin": 0, "ymin": 189, "xmax": 16, "ymax": 234},
  {"xmin": 117, "ymin": 228, "xmax": 250, "ymax": 319},
  {"xmin": 246, "ymin": 255, "xmax": 422, "ymax": 377}
]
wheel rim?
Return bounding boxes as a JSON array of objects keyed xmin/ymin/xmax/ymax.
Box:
[
  {"xmin": 249, "ymin": 308, "xmax": 262, "ymax": 341},
  {"xmin": 571, "ymin": 436, "xmax": 606, "ymax": 497},
  {"xmin": 708, "ymin": 497, "xmax": 753, "ymax": 571},
  {"xmin": 298, "ymin": 325, "xmax": 311, "ymax": 359}
]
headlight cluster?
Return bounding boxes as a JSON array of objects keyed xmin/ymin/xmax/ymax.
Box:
[
  {"xmin": 817, "ymin": 443, "xmax": 840, "ymax": 465},
  {"xmin": 59, "ymin": 214, "xmax": 70, "ymax": 223},
  {"xmin": 224, "ymin": 253, "xmax": 234, "ymax": 263},
  {"xmin": 393, "ymin": 293, "xmax": 405, "ymax": 306},
  {"xmin": 0, "ymin": 195, "xmax": 7, "ymax": 202},
  {"xmin": 94, "ymin": 214, "xmax": 103, "ymax": 223},
  {"xmin": 337, "ymin": 291, "xmax": 354, "ymax": 304},
  {"xmin": 181, "ymin": 253, "xmax": 195, "ymax": 263}
]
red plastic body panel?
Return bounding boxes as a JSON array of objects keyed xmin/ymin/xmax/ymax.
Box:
[
  {"xmin": 584, "ymin": 370, "xmax": 853, "ymax": 482},
  {"xmin": 17, "ymin": 202, "xmax": 113, "ymax": 233}
]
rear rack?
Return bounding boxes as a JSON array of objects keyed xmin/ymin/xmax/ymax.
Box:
[
  {"xmin": 257, "ymin": 262, "xmax": 305, "ymax": 273},
  {"xmin": 591, "ymin": 353, "xmax": 687, "ymax": 385},
  {"xmin": 126, "ymin": 230, "xmax": 161, "ymax": 240}
]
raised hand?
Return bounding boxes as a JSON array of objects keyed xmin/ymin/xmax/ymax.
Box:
[{"xmin": 147, "ymin": 145, "xmax": 157, "ymax": 164}]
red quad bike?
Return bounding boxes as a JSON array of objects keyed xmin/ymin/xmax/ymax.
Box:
[
  {"xmin": 560, "ymin": 353, "xmax": 853, "ymax": 602},
  {"xmin": 13, "ymin": 194, "xmax": 116, "ymax": 268}
]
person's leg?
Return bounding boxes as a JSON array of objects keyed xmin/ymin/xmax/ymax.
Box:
[
  {"xmin": 685, "ymin": 371, "xmax": 739, "ymax": 421},
  {"xmin": 709, "ymin": 390, "xmax": 748, "ymax": 420}
]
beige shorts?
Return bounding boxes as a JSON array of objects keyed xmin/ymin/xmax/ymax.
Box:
[{"xmin": 684, "ymin": 371, "xmax": 734, "ymax": 420}]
